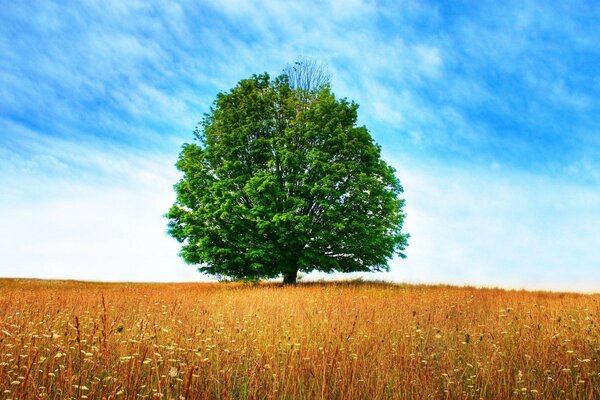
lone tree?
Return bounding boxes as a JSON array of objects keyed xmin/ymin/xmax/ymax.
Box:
[{"xmin": 167, "ymin": 64, "xmax": 408, "ymax": 284}]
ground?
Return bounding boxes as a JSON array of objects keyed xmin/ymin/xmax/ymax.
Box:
[{"xmin": 0, "ymin": 279, "xmax": 598, "ymax": 399}]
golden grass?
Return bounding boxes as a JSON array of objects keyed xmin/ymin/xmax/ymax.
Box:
[{"xmin": 0, "ymin": 278, "xmax": 598, "ymax": 399}]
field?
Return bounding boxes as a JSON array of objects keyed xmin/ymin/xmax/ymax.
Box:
[{"xmin": 0, "ymin": 279, "xmax": 598, "ymax": 399}]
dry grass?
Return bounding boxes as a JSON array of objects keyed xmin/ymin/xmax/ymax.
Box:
[{"xmin": 0, "ymin": 278, "xmax": 598, "ymax": 399}]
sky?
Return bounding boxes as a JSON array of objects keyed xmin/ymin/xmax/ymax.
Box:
[{"xmin": 1, "ymin": 0, "xmax": 599, "ymax": 291}]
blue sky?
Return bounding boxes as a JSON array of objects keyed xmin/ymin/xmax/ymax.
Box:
[{"xmin": 1, "ymin": 0, "xmax": 599, "ymax": 291}]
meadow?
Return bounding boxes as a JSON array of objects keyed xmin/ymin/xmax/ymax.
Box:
[{"xmin": 0, "ymin": 279, "xmax": 598, "ymax": 399}]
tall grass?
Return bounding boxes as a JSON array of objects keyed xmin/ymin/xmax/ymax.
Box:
[{"xmin": 0, "ymin": 279, "xmax": 598, "ymax": 399}]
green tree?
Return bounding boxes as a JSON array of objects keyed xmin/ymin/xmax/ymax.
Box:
[{"xmin": 166, "ymin": 69, "xmax": 408, "ymax": 284}]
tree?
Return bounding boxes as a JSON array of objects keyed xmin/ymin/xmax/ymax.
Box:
[{"xmin": 166, "ymin": 68, "xmax": 408, "ymax": 284}]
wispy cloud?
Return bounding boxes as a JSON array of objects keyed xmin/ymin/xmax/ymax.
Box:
[
  {"xmin": 0, "ymin": 132, "xmax": 197, "ymax": 281},
  {"xmin": 385, "ymin": 159, "xmax": 600, "ymax": 292}
]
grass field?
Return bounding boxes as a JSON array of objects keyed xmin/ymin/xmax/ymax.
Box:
[{"xmin": 0, "ymin": 279, "xmax": 598, "ymax": 399}]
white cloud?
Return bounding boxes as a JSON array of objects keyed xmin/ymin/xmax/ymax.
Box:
[
  {"xmin": 0, "ymin": 147, "xmax": 205, "ymax": 282},
  {"xmin": 414, "ymin": 45, "xmax": 442, "ymax": 76}
]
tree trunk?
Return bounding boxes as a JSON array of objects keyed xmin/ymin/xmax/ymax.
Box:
[{"xmin": 282, "ymin": 269, "xmax": 298, "ymax": 285}]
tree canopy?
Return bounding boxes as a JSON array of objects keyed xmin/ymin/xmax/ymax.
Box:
[{"xmin": 167, "ymin": 68, "xmax": 408, "ymax": 284}]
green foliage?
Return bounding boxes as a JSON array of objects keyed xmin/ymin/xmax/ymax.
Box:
[{"xmin": 167, "ymin": 72, "xmax": 408, "ymax": 283}]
